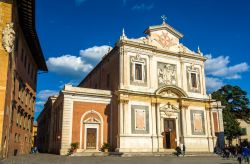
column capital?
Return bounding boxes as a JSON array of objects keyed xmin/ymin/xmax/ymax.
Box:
[{"xmin": 118, "ymin": 99, "xmax": 129, "ymax": 104}]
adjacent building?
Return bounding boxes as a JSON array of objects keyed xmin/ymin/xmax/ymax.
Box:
[
  {"xmin": 38, "ymin": 20, "xmax": 224, "ymax": 155},
  {"xmin": 229, "ymin": 119, "xmax": 250, "ymax": 146},
  {"xmin": 0, "ymin": 0, "xmax": 47, "ymax": 157},
  {"xmin": 32, "ymin": 122, "xmax": 38, "ymax": 148}
]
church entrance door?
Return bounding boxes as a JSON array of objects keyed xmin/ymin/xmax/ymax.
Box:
[
  {"xmin": 163, "ymin": 118, "xmax": 177, "ymax": 149},
  {"xmin": 86, "ymin": 128, "xmax": 97, "ymax": 149}
]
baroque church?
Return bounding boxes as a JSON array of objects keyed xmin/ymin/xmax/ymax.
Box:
[{"xmin": 37, "ymin": 19, "xmax": 224, "ymax": 155}]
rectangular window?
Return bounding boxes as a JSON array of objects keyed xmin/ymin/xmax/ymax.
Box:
[
  {"xmin": 16, "ymin": 112, "xmax": 19, "ymax": 125},
  {"xmin": 135, "ymin": 63, "xmax": 142, "ymax": 80},
  {"xmin": 191, "ymin": 73, "xmax": 197, "ymax": 88},
  {"xmin": 23, "ymin": 118, "xmax": 25, "ymax": 129},
  {"xmin": 26, "ymin": 92, "xmax": 28, "ymax": 106},
  {"xmin": 241, "ymin": 128, "xmax": 247, "ymax": 135},
  {"xmin": 18, "ymin": 81, "xmax": 22, "ymax": 99},
  {"xmin": 19, "ymin": 115, "xmax": 22, "ymax": 127},
  {"xmin": 15, "ymin": 133, "xmax": 18, "ymax": 142}
]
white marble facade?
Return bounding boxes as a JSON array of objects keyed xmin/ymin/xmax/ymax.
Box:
[{"xmin": 116, "ymin": 21, "xmax": 224, "ymax": 153}]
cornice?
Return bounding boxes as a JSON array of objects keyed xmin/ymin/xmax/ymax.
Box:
[{"xmin": 117, "ymin": 39, "xmax": 207, "ymax": 62}]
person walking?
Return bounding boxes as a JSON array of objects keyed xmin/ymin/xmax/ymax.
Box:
[{"xmin": 182, "ymin": 144, "xmax": 186, "ymax": 156}]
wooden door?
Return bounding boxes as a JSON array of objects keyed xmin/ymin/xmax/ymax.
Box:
[
  {"xmin": 163, "ymin": 119, "xmax": 177, "ymax": 149},
  {"xmin": 86, "ymin": 128, "xmax": 97, "ymax": 149}
]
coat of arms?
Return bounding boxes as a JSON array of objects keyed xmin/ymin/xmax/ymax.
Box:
[{"xmin": 2, "ymin": 23, "xmax": 15, "ymax": 53}]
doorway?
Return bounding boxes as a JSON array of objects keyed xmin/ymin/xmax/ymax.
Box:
[
  {"xmin": 86, "ymin": 128, "xmax": 97, "ymax": 149},
  {"xmin": 163, "ymin": 118, "xmax": 177, "ymax": 149}
]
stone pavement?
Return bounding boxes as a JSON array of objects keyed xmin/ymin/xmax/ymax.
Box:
[{"xmin": 1, "ymin": 153, "xmax": 238, "ymax": 164}]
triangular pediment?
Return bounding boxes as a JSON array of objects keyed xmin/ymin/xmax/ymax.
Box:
[{"xmin": 125, "ymin": 22, "xmax": 197, "ymax": 54}]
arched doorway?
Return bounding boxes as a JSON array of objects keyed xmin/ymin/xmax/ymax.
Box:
[
  {"xmin": 80, "ymin": 110, "xmax": 103, "ymax": 150},
  {"xmin": 155, "ymin": 85, "xmax": 188, "ymax": 150}
]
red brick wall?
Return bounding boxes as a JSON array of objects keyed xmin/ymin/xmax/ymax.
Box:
[{"xmin": 72, "ymin": 101, "xmax": 110, "ymax": 149}]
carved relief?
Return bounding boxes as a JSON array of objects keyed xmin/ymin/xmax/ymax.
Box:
[
  {"xmin": 158, "ymin": 62, "xmax": 177, "ymax": 87},
  {"xmin": 160, "ymin": 90, "xmax": 178, "ymax": 98},
  {"xmin": 160, "ymin": 102, "xmax": 179, "ymax": 118},
  {"xmin": 2, "ymin": 23, "xmax": 15, "ymax": 53},
  {"xmin": 153, "ymin": 31, "xmax": 176, "ymax": 49},
  {"xmin": 131, "ymin": 54, "xmax": 145, "ymax": 63}
]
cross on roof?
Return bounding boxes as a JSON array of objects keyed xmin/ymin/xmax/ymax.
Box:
[{"xmin": 161, "ymin": 15, "xmax": 167, "ymax": 23}]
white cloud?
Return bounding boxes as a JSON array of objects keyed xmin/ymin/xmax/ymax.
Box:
[
  {"xmin": 205, "ymin": 77, "xmax": 224, "ymax": 93},
  {"xmin": 205, "ymin": 55, "xmax": 249, "ymax": 79},
  {"xmin": 47, "ymin": 55, "xmax": 93, "ymax": 78},
  {"xmin": 80, "ymin": 45, "xmax": 111, "ymax": 60},
  {"xmin": 37, "ymin": 90, "xmax": 58, "ymax": 101},
  {"xmin": 36, "ymin": 101, "xmax": 45, "ymax": 106},
  {"xmin": 59, "ymin": 80, "xmax": 80, "ymax": 89},
  {"xmin": 132, "ymin": 3, "xmax": 154, "ymax": 10},
  {"xmin": 204, "ymin": 54, "xmax": 249, "ymax": 92}
]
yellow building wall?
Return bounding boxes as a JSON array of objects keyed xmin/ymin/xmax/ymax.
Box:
[{"xmin": 0, "ymin": 2, "xmax": 12, "ymax": 153}]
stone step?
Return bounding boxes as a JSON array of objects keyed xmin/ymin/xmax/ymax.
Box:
[
  {"xmin": 72, "ymin": 151, "xmax": 217, "ymax": 157},
  {"xmin": 72, "ymin": 152, "xmax": 109, "ymax": 156}
]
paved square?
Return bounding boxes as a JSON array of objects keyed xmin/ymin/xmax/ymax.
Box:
[{"xmin": 1, "ymin": 154, "xmax": 238, "ymax": 164}]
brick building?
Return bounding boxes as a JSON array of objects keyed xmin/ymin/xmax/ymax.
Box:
[
  {"xmin": 0, "ymin": 0, "xmax": 47, "ymax": 158},
  {"xmin": 38, "ymin": 20, "xmax": 224, "ymax": 155}
]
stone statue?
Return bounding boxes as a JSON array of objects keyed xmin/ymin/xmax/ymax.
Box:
[{"xmin": 2, "ymin": 23, "xmax": 15, "ymax": 53}]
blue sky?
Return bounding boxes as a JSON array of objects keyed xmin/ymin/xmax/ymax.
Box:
[{"xmin": 34, "ymin": 0, "xmax": 250, "ymax": 119}]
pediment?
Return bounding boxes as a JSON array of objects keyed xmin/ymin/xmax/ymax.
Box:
[
  {"xmin": 155, "ymin": 85, "xmax": 188, "ymax": 98},
  {"xmin": 83, "ymin": 117, "xmax": 101, "ymax": 124},
  {"xmin": 160, "ymin": 102, "xmax": 180, "ymax": 117},
  {"xmin": 159, "ymin": 90, "xmax": 179, "ymax": 98}
]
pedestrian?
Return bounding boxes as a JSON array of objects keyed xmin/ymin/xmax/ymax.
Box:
[
  {"xmin": 182, "ymin": 144, "xmax": 186, "ymax": 156},
  {"xmin": 238, "ymin": 153, "xmax": 242, "ymax": 164}
]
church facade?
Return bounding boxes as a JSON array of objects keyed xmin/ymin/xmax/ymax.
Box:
[{"xmin": 37, "ymin": 20, "xmax": 224, "ymax": 155}]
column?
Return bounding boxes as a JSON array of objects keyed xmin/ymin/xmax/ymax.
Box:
[
  {"xmin": 200, "ymin": 64, "xmax": 206, "ymax": 95},
  {"xmin": 155, "ymin": 102, "xmax": 162, "ymax": 151},
  {"xmin": 148, "ymin": 54, "xmax": 153, "ymax": 89},
  {"xmin": 206, "ymin": 108, "xmax": 214, "ymax": 152},
  {"xmin": 180, "ymin": 101, "xmax": 188, "ymax": 144},
  {"xmin": 151, "ymin": 102, "xmax": 157, "ymax": 135}
]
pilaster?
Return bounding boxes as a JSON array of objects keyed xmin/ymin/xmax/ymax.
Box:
[{"xmin": 60, "ymin": 94, "xmax": 73, "ymax": 155}]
